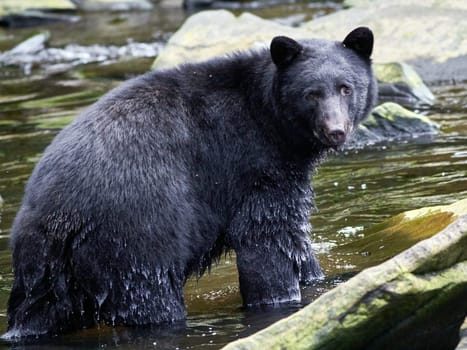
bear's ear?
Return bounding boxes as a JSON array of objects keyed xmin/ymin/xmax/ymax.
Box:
[
  {"xmin": 270, "ymin": 36, "xmax": 303, "ymax": 67},
  {"xmin": 343, "ymin": 27, "xmax": 374, "ymax": 58}
]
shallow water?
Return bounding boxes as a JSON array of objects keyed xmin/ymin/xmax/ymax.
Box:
[{"xmin": 0, "ymin": 2, "xmax": 467, "ymax": 349}]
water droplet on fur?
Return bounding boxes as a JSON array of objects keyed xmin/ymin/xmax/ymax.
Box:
[{"xmin": 96, "ymin": 291, "xmax": 108, "ymax": 307}]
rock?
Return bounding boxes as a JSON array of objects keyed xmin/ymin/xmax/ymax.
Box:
[
  {"xmin": 343, "ymin": 0, "xmax": 467, "ymax": 10},
  {"xmin": 151, "ymin": 10, "xmax": 302, "ymax": 70},
  {"xmin": 1, "ymin": 32, "xmax": 50, "ymax": 56},
  {"xmin": 69, "ymin": 0, "xmax": 153, "ymax": 11},
  {"xmin": 0, "ymin": 0, "xmax": 77, "ymax": 28},
  {"xmin": 457, "ymin": 318, "xmax": 467, "ymax": 350},
  {"xmin": 153, "ymin": 1, "xmax": 467, "ymax": 84},
  {"xmin": 0, "ymin": 32, "xmax": 163, "ymax": 75},
  {"xmin": 337, "ymin": 198, "xmax": 467, "ymax": 269},
  {"xmin": 349, "ymin": 102, "xmax": 440, "ymax": 147},
  {"xmin": 0, "ymin": 0, "xmax": 75, "ymax": 16},
  {"xmin": 0, "ymin": 32, "xmax": 50, "ymax": 74},
  {"xmin": 375, "ymin": 62, "xmax": 435, "ymax": 109},
  {"xmin": 222, "ymin": 199, "xmax": 467, "ymax": 350},
  {"xmin": 0, "ymin": 11, "xmax": 80, "ymax": 28},
  {"xmin": 301, "ymin": 0, "xmax": 467, "ymax": 84}
]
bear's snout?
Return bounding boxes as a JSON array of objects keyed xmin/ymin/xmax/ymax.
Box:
[
  {"xmin": 318, "ymin": 113, "xmax": 351, "ymax": 147},
  {"xmin": 325, "ymin": 127, "xmax": 346, "ymax": 146}
]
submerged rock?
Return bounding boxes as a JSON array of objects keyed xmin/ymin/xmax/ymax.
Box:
[
  {"xmin": 69, "ymin": 0, "xmax": 153, "ymax": 11},
  {"xmin": 222, "ymin": 199, "xmax": 467, "ymax": 350},
  {"xmin": 338, "ymin": 198, "xmax": 467, "ymax": 269},
  {"xmin": 1, "ymin": 32, "xmax": 51, "ymax": 56},
  {"xmin": 0, "ymin": 32, "xmax": 163, "ymax": 75}
]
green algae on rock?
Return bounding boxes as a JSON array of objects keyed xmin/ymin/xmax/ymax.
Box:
[
  {"xmin": 151, "ymin": 10, "xmax": 303, "ymax": 71},
  {"xmin": 222, "ymin": 201, "xmax": 467, "ymax": 350},
  {"xmin": 375, "ymin": 62, "xmax": 435, "ymax": 108},
  {"xmin": 349, "ymin": 102, "xmax": 439, "ymax": 147},
  {"xmin": 337, "ymin": 198, "xmax": 467, "ymax": 270},
  {"xmin": 0, "ymin": 0, "xmax": 74, "ymax": 16},
  {"xmin": 0, "ymin": 0, "xmax": 77, "ymax": 28}
]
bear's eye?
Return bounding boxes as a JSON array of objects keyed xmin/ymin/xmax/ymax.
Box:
[
  {"xmin": 340, "ymin": 85, "xmax": 352, "ymax": 96},
  {"xmin": 305, "ymin": 91, "xmax": 321, "ymax": 101}
]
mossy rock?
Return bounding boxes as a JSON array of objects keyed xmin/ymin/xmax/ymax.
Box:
[
  {"xmin": 151, "ymin": 10, "xmax": 303, "ymax": 71},
  {"xmin": 0, "ymin": 1, "xmax": 77, "ymax": 28},
  {"xmin": 222, "ymin": 199, "xmax": 467, "ymax": 350},
  {"xmin": 365, "ymin": 102, "xmax": 438, "ymax": 135},
  {"xmin": 375, "ymin": 62, "xmax": 435, "ymax": 108},
  {"xmin": 338, "ymin": 198, "xmax": 467, "ymax": 270},
  {"xmin": 349, "ymin": 102, "xmax": 439, "ymax": 147},
  {"xmin": 0, "ymin": 0, "xmax": 74, "ymax": 16}
]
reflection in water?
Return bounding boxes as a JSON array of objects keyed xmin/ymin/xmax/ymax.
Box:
[
  {"xmin": 0, "ymin": 275, "xmax": 352, "ymax": 349},
  {"xmin": 0, "ymin": 3, "xmax": 467, "ymax": 349}
]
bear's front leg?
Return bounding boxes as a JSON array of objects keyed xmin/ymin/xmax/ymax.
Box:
[
  {"xmin": 298, "ymin": 235, "xmax": 324, "ymax": 285},
  {"xmin": 235, "ymin": 242, "xmax": 301, "ymax": 306},
  {"xmin": 228, "ymin": 187, "xmax": 322, "ymax": 306}
]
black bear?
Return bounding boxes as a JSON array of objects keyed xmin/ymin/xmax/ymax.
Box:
[{"xmin": 5, "ymin": 27, "xmax": 377, "ymax": 338}]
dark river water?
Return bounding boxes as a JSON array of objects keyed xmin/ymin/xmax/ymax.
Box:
[{"xmin": 0, "ymin": 2, "xmax": 466, "ymax": 349}]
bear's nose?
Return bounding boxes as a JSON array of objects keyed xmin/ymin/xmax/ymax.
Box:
[{"xmin": 326, "ymin": 129, "xmax": 346, "ymax": 145}]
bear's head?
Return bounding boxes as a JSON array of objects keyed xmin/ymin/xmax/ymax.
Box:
[{"xmin": 270, "ymin": 27, "xmax": 377, "ymax": 151}]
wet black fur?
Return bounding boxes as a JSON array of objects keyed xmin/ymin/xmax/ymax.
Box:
[{"xmin": 6, "ymin": 31, "xmax": 377, "ymax": 337}]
